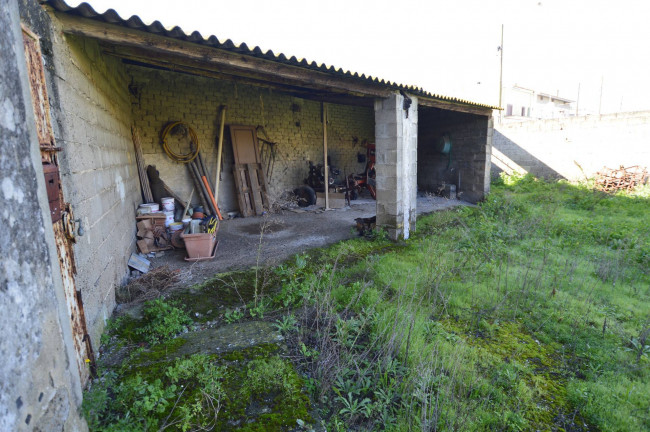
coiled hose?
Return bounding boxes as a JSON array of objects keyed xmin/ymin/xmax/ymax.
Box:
[{"xmin": 161, "ymin": 121, "xmax": 200, "ymax": 163}]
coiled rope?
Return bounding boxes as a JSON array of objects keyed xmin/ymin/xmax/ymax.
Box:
[{"xmin": 161, "ymin": 121, "xmax": 200, "ymax": 163}]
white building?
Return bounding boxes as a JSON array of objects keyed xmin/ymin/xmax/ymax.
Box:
[{"xmin": 501, "ymin": 85, "xmax": 574, "ymax": 122}]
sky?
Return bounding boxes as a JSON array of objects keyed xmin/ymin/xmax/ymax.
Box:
[{"xmin": 70, "ymin": 0, "xmax": 650, "ymax": 113}]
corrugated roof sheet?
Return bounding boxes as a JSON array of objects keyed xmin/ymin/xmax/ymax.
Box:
[{"xmin": 44, "ymin": 0, "xmax": 499, "ymax": 111}]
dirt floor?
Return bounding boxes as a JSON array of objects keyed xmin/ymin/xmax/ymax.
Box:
[{"xmin": 150, "ymin": 195, "xmax": 467, "ymax": 285}]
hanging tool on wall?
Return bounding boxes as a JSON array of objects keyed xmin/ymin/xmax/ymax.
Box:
[{"xmin": 160, "ymin": 121, "xmax": 223, "ymax": 220}]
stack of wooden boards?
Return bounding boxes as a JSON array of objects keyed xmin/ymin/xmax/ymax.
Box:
[
  {"xmin": 136, "ymin": 214, "xmax": 172, "ymax": 254},
  {"xmin": 230, "ymin": 125, "xmax": 270, "ymax": 217}
]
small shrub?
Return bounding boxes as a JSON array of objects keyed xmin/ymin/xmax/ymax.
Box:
[{"xmin": 136, "ymin": 299, "xmax": 192, "ymax": 345}]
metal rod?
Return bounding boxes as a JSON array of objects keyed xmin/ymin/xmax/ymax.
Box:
[{"xmin": 189, "ymin": 161, "xmax": 212, "ymax": 216}]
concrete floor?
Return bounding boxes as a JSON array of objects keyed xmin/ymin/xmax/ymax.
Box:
[{"xmin": 152, "ymin": 195, "xmax": 467, "ymax": 284}]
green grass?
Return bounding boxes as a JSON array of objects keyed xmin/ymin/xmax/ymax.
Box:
[
  {"xmin": 281, "ymin": 174, "xmax": 649, "ymax": 431},
  {"xmin": 86, "ymin": 174, "xmax": 649, "ymax": 431}
]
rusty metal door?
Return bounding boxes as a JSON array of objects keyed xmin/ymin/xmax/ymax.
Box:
[{"xmin": 21, "ymin": 25, "xmax": 94, "ymax": 385}]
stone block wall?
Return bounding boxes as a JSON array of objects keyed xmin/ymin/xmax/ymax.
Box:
[
  {"xmin": 375, "ymin": 92, "xmax": 418, "ymax": 240},
  {"xmin": 492, "ymin": 111, "xmax": 650, "ymax": 180},
  {"xmin": 20, "ymin": 0, "xmax": 140, "ymax": 350},
  {"xmin": 2, "ymin": 1, "xmax": 86, "ymax": 429},
  {"xmin": 128, "ymin": 66, "xmax": 374, "ymax": 213},
  {"xmin": 418, "ymin": 107, "xmax": 491, "ymax": 203},
  {"xmin": 50, "ymin": 34, "xmax": 139, "ymax": 348}
]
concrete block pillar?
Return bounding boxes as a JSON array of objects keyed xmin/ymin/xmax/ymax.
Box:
[{"xmin": 374, "ymin": 92, "xmax": 418, "ymax": 240}]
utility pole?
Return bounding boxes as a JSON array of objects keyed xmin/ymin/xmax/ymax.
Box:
[
  {"xmin": 598, "ymin": 76, "xmax": 604, "ymax": 115},
  {"xmin": 498, "ymin": 24, "xmax": 504, "ymax": 124}
]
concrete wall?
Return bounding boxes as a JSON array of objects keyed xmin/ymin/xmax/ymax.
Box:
[
  {"xmin": 1, "ymin": 1, "xmax": 86, "ymax": 430},
  {"xmin": 492, "ymin": 111, "xmax": 650, "ymax": 180},
  {"xmin": 20, "ymin": 1, "xmax": 140, "ymax": 349},
  {"xmin": 375, "ymin": 92, "xmax": 418, "ymax": 240},
  {"xmin": 128, "ymin": 66, "xmax": 374, "ymax": 212},
  {"xmin": 418, "ymin": 107, "xmax": 492, "ymax": 203}
]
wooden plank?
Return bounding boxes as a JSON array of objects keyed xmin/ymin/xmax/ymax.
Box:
[
  {"xmin": 233, "ymin": 165, "xmax": 253, "ymax": 217},
  {"xmin": 323, "ymin": 102, "xmax": 329, "ymax": 209},
  {"xmin": 247, "ymin": 163, "xmax": 263, "ymax": 215},
  {"xmin": 131, "ymin": 126, "xmax": 154, "ymax": 203},
  {"xmin": 230, "ymin": 125, "xmax": 261, "ymax": 165},
  {"xmin": 255, "ymin": 163, "xmax": 271, "ymax": 208}
]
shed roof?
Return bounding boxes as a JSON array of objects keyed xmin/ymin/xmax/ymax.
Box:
[{"xmin": 45, "ymin": 0, "xmax": 499, "ymax": 112}]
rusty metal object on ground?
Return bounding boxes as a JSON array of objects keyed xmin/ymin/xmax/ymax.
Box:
[{"xmin": 595, "ymin": 165, "xmax": 648, "ymax": 192}]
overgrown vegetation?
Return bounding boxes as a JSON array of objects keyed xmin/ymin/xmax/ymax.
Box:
[{"xmin": 88, "ymin": 174, "xmax": 649, "ymax": 431}]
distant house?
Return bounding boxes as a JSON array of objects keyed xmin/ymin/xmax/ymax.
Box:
[{"xmin": 501, "ymin": 84, "xmax": 574, "ymax": 122}]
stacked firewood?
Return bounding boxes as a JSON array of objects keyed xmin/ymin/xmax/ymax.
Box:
[{"xmin": 595, "ymin": 165, "xmax": 648, "ymax": 192}]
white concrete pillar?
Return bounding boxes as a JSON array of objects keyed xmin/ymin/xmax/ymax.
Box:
[{"xmin": 374, "ymin": 92, "xmax": 418, "ymax": 240}]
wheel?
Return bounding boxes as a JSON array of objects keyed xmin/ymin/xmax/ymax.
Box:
[{"xmin": 293, "ymin": 185, "xmax": 316, "ymax": 207}]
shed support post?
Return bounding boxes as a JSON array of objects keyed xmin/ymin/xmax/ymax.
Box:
[
  {"xmin": 322, "ymin": 102, "xmax": 329, "ymax": 209},
  {"xmin": 374, "ymin": 92, "xmax": 418, "ymax": 240}
]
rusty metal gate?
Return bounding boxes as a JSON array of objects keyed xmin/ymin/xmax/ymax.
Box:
[{"xmin": 21, "ymin": 25, "xmax": 94, "ymax": 385}]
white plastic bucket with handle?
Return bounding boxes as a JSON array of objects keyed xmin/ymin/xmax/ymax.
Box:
[
  {"xmin": 164, "ymin": 211, "xmax": 175, "ymax": 227},
  {"xmin": 161, "ymin": 197, "xmax": 175, "ymax": 212}
]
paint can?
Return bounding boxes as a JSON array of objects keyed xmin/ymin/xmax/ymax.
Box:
[
  {"xmin": 161, "ymin": 197, "xmax": 175, "ymax": 212},
  {"xmin": 164, "ymin": 211, "xmax": 175, "ymax": 227},
  {"xmin": 139, "ymin": 203, "xmax": 159, "ymax": 212},
  {"xmin": 169, "ymin": 222, "xmax": 184, "ymax": 232}
]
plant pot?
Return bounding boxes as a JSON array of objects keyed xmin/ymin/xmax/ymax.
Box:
[{"xmin": 181, "ymin": 232, "xmax": 217, "ymax": 260}]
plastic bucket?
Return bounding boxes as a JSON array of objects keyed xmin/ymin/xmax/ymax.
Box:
[
  {"xmin": 139, "ymin": 203, "xmax": 159, "ymax": 212},
  {"xmin": 169, "ymin": 222, "xmax": 184, "ymax": 232},
  {"xmin": 164, "ymin": 211, "xmax": 175, "ymax": 227},
  {"xmin": 161, "ymin": 197, "xmax": 175, "ymax": 212}
]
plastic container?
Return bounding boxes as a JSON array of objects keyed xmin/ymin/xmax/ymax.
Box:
[
  {"xmin": 164, "ymin": 211, "xmax": 175, "ymax": 227},
  {"xmin": 169, "ymin": 222, "xmax": 184, "ymax": 232},
  {"xmin": 161, "ymin": 197, "xmax": 175, "ymax": 212},
  {"xmin": 139, "ymin": 203, "xmax": 159, "ymax": 212},
  {"xmin": 182, "ymin": 217, "xmax": 192, "ymax": 227},
  {"xmin": 181, "ymin": 233, "xmax": 216, "ymax": 260}
]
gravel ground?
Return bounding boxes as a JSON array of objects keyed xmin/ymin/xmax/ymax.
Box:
[{"xmin": 149, "ymin": 195, "xmax": 468, "ymax": 285}]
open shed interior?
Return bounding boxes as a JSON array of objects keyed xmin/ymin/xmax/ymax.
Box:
[
  {"xmin": 417, "ymin": 106, "xmax": 492, "ymax": 203},
  {"xmin": 127, "ymin": 64, "xmax": 375, "ymax": 213}
]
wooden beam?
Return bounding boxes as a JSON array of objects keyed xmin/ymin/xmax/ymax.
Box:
[
  {"xmin": 54, "ymin": 12, "xmax": 492, "ymax": 116},
  {"xmin": 55, "ymin": 12, "xmax": 391, "ymax": 98},
  {"xmin": 114, "ymin": 53, "xmax": 374, "ymax": 107},
  {"xmin": 418, "ymin": 97, "xmax": 494, "ymax": 116},
  {"xmin": 323, "ymin": 102, "xmax": 329, "ymax": 210}
]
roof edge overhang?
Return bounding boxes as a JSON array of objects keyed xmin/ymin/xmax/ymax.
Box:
[{"xmin": 44, "ymin": 0, "xmax": 497, "ymax": 116}]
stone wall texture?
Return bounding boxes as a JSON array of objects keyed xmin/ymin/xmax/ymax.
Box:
[
  {"xmin": 418, "ymin": 108, "xmax": 491, "ymax": 203},
  {"xmin": 128, "ymin": 66, "xmax": 375, "ymax": 212},
  {"xmin": 19, "ymin": 0, "xmax": 140, "ymax": 351},
  {"xmin": 1, "ymin": 1, "xmax": 86, "ymax": 430},
  {"xmin": 375, "ymin": 92, "xmax": 418, "ymax": 240},
  {"xmin": 492, "ymin": 111, "xmax": 650, "ymax": 180},
  {"xmin": 49, "ymin": 33, "xmax": 139, "ymax": 348}
]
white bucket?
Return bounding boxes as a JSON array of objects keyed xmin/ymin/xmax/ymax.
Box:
[
  {"xmin": 182, "ymin": 217, "xmax": 192, "ymax": 227},
  {"xmin": 161, "ymin": 197, "xmax": 175, "ymax": 212},
  {"xmin": 169, "ymin": 222, "xmax": 184, "ymax": 232},
  {"xmin": 139, "ymin": 203, "xmax": 159, "ymax": 212},
  {"xmin": 164, "ymin": 211, "xmax": 175, "ymax": 227}
]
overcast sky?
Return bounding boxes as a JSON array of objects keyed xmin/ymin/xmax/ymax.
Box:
[{"xmin": 72, "ymin": 0, "xmax": 650, "ymax": 113}]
